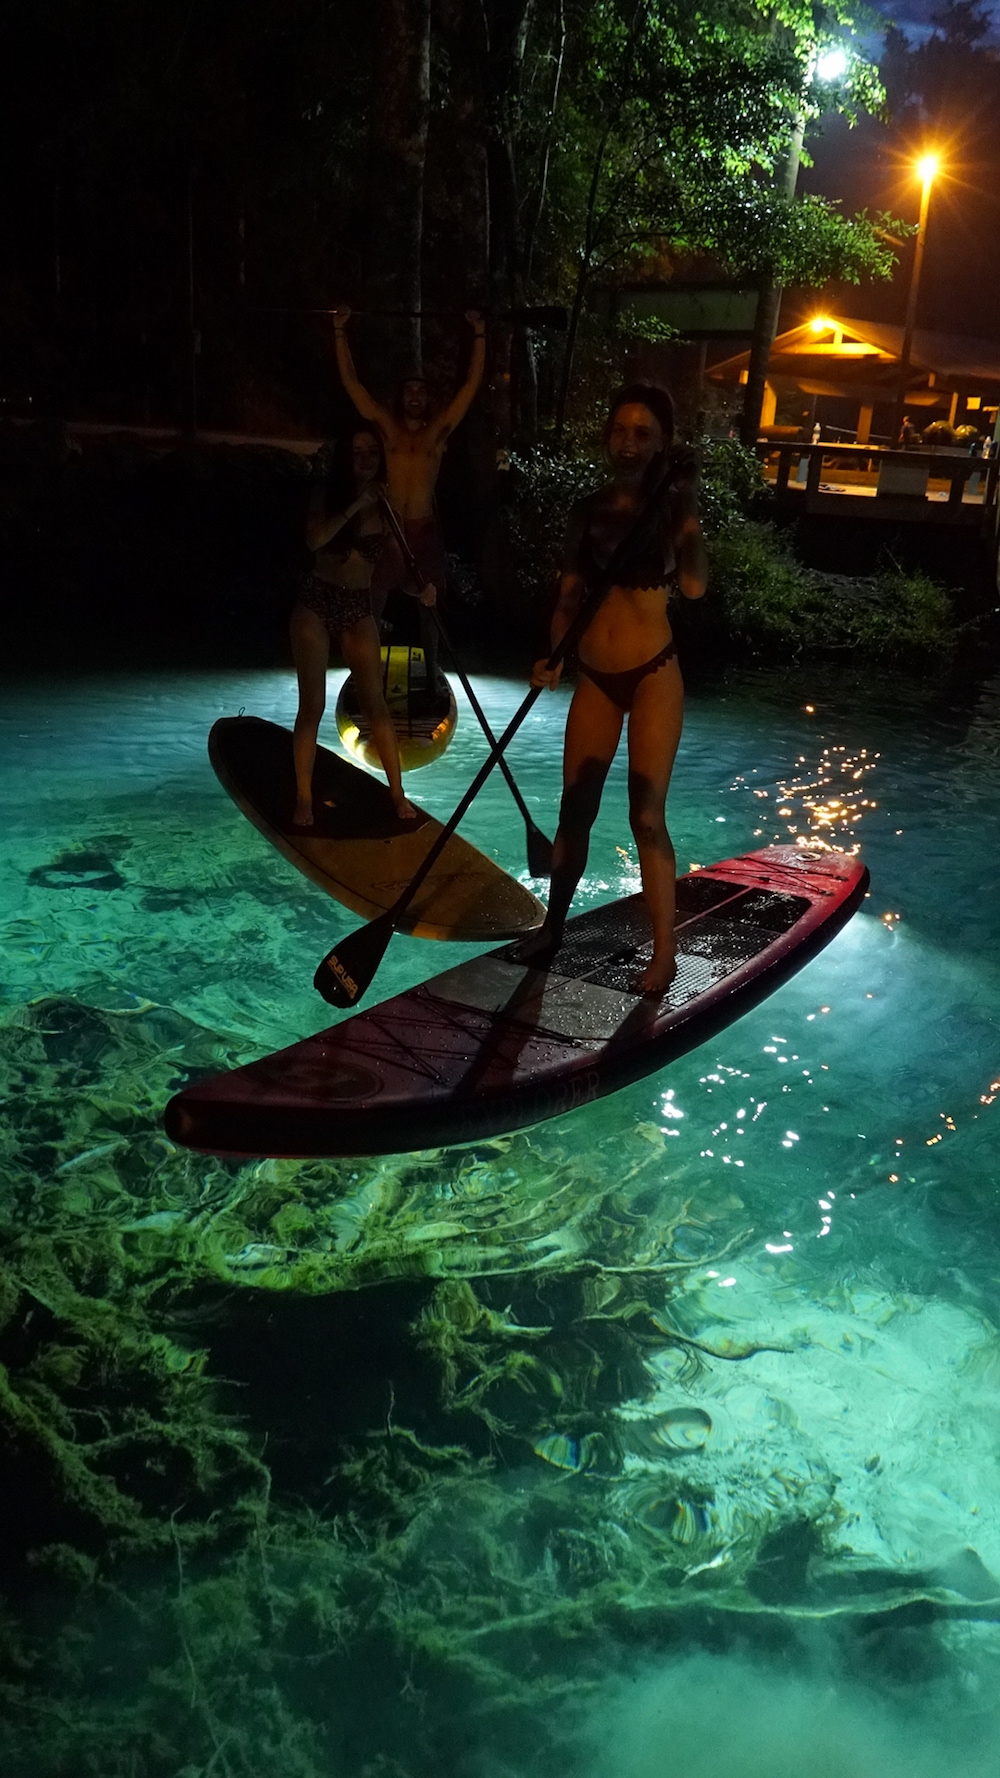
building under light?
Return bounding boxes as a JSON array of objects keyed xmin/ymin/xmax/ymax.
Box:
[{"xmin": 707, "ymin": 313, "xmax": 1000, "ymax": 446}]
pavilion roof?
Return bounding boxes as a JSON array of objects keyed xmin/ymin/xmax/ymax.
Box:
[{"xmin": 708, "ymin": 315, "xmax": 1000, "ymax": 392}]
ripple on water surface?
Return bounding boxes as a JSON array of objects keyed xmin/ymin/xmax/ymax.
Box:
[{"xmin": 3, "ymin": 661, "xmax": 1000, "ymax": 1772}]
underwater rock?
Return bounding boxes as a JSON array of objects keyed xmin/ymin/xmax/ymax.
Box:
[
  {"xmin": 28, "ymin": 847, "xmax": 126, "ymax": 891},
  {"xmin": 746, "ymin": 1518, "xmax": 823, "ymax": 1604},
  {"xmin": 929, "ymin": 1546, "xmax": 1000, "ymax": 1602}
]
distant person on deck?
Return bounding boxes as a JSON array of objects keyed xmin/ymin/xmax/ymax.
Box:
[
  {"xmin": 331, "ymin": 305, "xmax": 486, "ymax": 678},
  {"xmin": 516, "ymin": 383, "xmax": 708, "ymax": 996},
  {"xmin": 900, "ymin": 417, "xmax": 920, "ymax": 450},
  {"xmin": 290, "ymin": 427, "xmax": 435, "ymax": 830}
]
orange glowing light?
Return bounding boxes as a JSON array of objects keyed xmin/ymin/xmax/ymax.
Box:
[
  {"xmin": 810, "ymin": 316, "xmax": 835, "ymax": 334},
  {"xmin": 916, "ymin": 152, "xmax": 940, "ymax": 184}
]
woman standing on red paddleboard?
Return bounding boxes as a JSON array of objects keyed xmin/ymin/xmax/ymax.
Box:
[
  {"xmin": 520, "ymin": 384, "xmax": 708, "ymax": 994},
  {"xmin": 290, "ymin": 427, "xmax": 435, "ymax": 827}
]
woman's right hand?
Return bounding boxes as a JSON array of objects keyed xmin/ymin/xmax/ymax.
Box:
[
  {"xmin": 530, "ymin": 659, "xmax": 563, "ymax": 691},
  {"xmin": 332, "ymin": 304, "xmax": 351, "ymax": 329},
  {"xmin": 354, "ymin": 484, "xmax": 379, "ymax": 511}
]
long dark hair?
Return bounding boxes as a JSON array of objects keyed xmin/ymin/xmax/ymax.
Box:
[
  {"xmin": 599, "ymin": 383, "xmax": 694, "ymax": 586},
  {"xmin": 328, "ymin": 426, "xmax": 387, "ymax": 496},
  {"xmin": 602, "ymin": 382, "xmax": 676, "ymax": 496},
  {"xmin": 317, "ymin": 426, "xmax": 386, "ymax": 550}
]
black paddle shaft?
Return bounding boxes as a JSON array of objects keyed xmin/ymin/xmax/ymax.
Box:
[
  {"xmin": 314, "ymin": 456, "xmax": 680, "ymax": 1007},
  {"xmin": 376, "ymin": 497, "xmax": 553, "ymax": 876},
  {"xmin": 314, "ymin": 583, "xmax": 614, "ymax": 1006}
]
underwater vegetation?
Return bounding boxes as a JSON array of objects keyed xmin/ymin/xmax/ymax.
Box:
[{"xmin": 3, "ymin": 994, "xmax": 1000, "ymax": 1776}]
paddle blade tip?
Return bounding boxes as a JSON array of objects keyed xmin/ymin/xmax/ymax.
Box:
[
  {"xmin": 526, "ymin": 829, "xmax": 554, "ymax": 879},
  {"xmin": 313, "ymin": 916, "xmax": 393, "ymax": 1008},
  {"xmin": 313, "ymin": 951, "xmax": 365, "ymax": 1008}
]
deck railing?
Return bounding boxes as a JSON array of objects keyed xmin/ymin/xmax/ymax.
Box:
[{"xmin": 756, "ymin": 440, "xmax": 1000, "ymax": 527}]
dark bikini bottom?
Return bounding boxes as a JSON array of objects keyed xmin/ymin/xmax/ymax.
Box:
[
  {"xmin": 578, "ymin": 640, "xmax": 678, "ymax": 713},
  {"xmin": 297, "ymin": 573, "xmax": 372, "ymax": 634}
]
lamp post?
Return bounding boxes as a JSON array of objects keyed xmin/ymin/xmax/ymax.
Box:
[
  {"xmin": 891, "ymin": 153, "xmax": 939, "ymax": 446},
  {"xmin": 739, "ymin": 46, "xmax": 849, "ymax": 449}
]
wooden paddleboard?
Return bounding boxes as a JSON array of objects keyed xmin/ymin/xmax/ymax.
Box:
[
  {"xmin": 165, "ymin": 846, "xmax": 869, "ymax": 1158},
  {"xmin": 336, "ymin": 644, "xmax": 458, "ymax": 772},
  {"xmin": 208, "ymin": 715, "xmax": 544, "ymax": 941}
]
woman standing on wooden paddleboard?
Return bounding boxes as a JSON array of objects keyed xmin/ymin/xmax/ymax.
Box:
[
  {"xmin": 290, "ymin": 428, "xmax": 435, "ymax": 827},
  {"xmin": 521, "ymin": 384, "xmax": 708, "ymax": 994}
]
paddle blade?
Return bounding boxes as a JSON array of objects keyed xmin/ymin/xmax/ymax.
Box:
[
  {"xmin": 526, "ymin": 824, "xmax": 554, "ymax": 879},
  {"xmin": 313, "ymin": 914, "xmax": 394, "ymax": 1008}
]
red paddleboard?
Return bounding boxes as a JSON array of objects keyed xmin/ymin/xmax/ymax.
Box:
[{"xmin": 164, "ymin": 847, "xmax": 868, "ymax": 1159}]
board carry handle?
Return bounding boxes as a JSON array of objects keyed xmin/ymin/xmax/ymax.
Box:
[
  {"xmin": 377, "ymin": 496, "xmax": 554, "ymax": 879},
  {"xmin": 314, "ymin": 457, "xmax": 680, "ymax": 1008}
]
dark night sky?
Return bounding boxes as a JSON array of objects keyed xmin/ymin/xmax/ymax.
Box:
[
  {"xmin": 873, "ymin": 0, "xmax": 1000, "ymax": 40},
  {"xmin": 794, "ymin": 1, "xmax": 1000, "ymax": 341}
]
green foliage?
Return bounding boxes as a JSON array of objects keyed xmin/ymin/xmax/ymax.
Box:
[
  {"xmin": 709, "ymin": 520, "xmax": 958, "ymax": 662},
  {"xmin": 505, "ymin": 430, "xmax": 768, "ymax": 613},
  {"xmin": 506, "ymin": 439, "xmax": 601, "ymax": 612},
  {"xmin": 535, "ymin": 0, "xmax": 899, "ymax": 314},
  {"xmin": 687, "ymin": 191, "xmax": 904, "ymax": 286},
  {"xmin": 697, "ymin": 436, "xmax": 771, "ymax": 534}
]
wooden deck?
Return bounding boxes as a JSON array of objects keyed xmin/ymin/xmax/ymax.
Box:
[{"xmin": 759, "ymin": 442, "xmax": 1000, "ymax": 529}]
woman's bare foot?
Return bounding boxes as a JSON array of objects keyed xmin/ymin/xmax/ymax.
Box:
[
  {"xmin": 508, "ymin": 921, "xmax": 563, "ymax": 968},
  {"xmin": 292, "ymin": 795, "xmax": 315, "ymax": 828},
  {"xmin": 393, "ymin": 793, "xmax": 419, "ymax": 821},
  {"xmin": 638, "ymin": 950, "xmax": 677, "ymax": 996}
]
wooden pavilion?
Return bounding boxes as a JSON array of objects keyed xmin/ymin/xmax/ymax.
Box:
[{"xmin": 708, "ymin": 314, "xmax": 1000, "ymax": 444}]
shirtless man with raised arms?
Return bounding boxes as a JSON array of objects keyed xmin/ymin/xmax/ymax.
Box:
[{"xmin": 332, "ymin": 306, "xmax": 486, "ymax": 678}]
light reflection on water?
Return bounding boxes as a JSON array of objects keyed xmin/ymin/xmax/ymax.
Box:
[
  {"xmin": 4, "ymin": 659, "xmax": 1000, "ymax": 1748},
  {"xmin": 2, "ymin": 662, "xmax": 1000, "ymax": 1276}
]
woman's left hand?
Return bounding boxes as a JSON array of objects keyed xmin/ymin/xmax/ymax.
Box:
[{"xmin": 418, "ymin": 582, "xmax": 437, "ymax": 607}]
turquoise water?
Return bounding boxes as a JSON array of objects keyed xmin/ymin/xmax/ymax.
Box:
[{"xmin": 3, "ymin": 662, "xmax": 1000, "ymax": 1774}]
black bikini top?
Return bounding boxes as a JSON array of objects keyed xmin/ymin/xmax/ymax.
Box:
[
  {"xmin": 322, "ymin": 515, "xmax": 386, "ymax": 565},
  {"xmin": 575, "ymin": 487, "xmax": 677, "ymax": 590},
  {"xmin": 350, "ymin": 529, "xmax": 385, "ymax": 562}
]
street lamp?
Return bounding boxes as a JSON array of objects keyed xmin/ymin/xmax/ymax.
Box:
[{"xmin": 892, "ymin": 153, "xmax": 940, "ymax": 444}]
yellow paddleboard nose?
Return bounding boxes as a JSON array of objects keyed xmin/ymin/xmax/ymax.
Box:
[{"xmin": 336, "ymin": 644, "xmax": 458, "ymax": 773}]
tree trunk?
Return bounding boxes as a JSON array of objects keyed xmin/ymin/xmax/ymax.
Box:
[
  {"xmin": 482, "ymin": 0, "xmax": 538, "ymax": 441},
  {"xmin": 433, "ymin": 0, "xmax": 490, "ymax": 309},
  {"xmin": 739, "ymin": 276, "xmax": 782, "ymax": 449},
  {"xmin": 553, "ymin": 0, "xmax": 646, "ymax": 438},
  {"xmin": 523, "ymin": 0, "xmax": 566, "ymax": 287},
  {"xmin": 364, "ymin": 0, "xmax": 431, "ymax": 396},
  {"xmin": 739, "ymin": 111, "xmax": 804, "ymax": 449}
]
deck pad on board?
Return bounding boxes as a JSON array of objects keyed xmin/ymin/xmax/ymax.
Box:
[
  {"xmin": 209, "ymin": 715, "xmax": 543, "ymax": 941},
  {"xmin": 165, "ymin": 846, "xmax": 868, "ymax": 1159}
]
